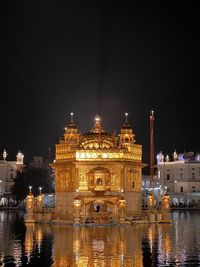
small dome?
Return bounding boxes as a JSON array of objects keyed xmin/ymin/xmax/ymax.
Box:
[
  {"xmin": 67, "ymin": 112, "xmax": 77, "ymax": 129},
  {"xmin": 121, "ymin": 113, "xmax": 132, "ymax": 130},
  {"xmin": 81, "ymin": 115, "xmax": 114, "ymax": 149},
  {"xmin": 121, "ymin": 122, "xmax": 132, "ymax": 130}
]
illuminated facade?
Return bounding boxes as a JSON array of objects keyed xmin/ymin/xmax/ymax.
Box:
[
  {"xmin": 156, "ymin": 151, "xmax": 200, "ymax": 205},
  {"xmin": 52, "ymin": 113, "xmax": 143, "ymax": 224},
  {"xmin": 0, "ymin": 150, "xmax": 24, "ymax": 197}
]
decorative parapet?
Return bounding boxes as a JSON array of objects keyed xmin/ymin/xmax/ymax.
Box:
[{"xmin": 75, "ymin": 147, "xmax": 141, "ymax": 162}]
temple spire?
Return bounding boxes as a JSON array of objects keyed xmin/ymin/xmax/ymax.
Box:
[
  {"xmin": 66, "ymin": 112, "xmax": 77, "ymax": 131},
  {"xmin": 63, "ymin": 112, "xmax": 80, "ymax": 145},
  {"xmin": 70, "ymin": 112, "xmax": 74, "ymax": 123},
  {"xmin": 91, "ymin": 115, "xmax": 104, "ymax": 133},
  {"xmin": 3, "ymin": 149, "xmax": 8, "ymax": 161},
  {"xmin": 125, "ymin": 112, "xmax": 128, "ymax": 123}
]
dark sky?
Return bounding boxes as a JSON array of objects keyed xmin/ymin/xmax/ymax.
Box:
[{"xmin": 1, "ymin": 1, "xmax": 199, "ymax": 169}]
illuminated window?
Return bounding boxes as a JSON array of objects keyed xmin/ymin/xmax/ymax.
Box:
[{"xmin": 180, "ymin": 186, "xmax": 183, "ymax": 192}]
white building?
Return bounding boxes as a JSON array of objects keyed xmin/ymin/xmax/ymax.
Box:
[
  {"xmin": 156, "ymin": 151, "xmax": 200, "ymax": 206},
  {"xmin": 0, "ymin": 150, "xmax": 24, "ymax": 197}
]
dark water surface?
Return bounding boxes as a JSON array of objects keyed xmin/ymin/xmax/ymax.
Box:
[{"xmin": 0, "ymin": 211, "xmax": 200, "ymax": 266}]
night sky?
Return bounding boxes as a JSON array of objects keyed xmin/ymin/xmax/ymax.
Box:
[{"xmin": 1, "ymin": 2, "xmax": 199, "ymax": 170}]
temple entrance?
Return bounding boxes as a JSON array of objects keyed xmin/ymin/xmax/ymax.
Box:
[
  {"xmin": 94, "ymin": 202, "xmax": 102, "ymax": 212},
  {"xmin": 83, "ymin": 197, "xmax": 118, "ymax": 224}
]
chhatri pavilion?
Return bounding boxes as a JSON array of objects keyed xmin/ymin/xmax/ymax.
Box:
[{"xmin": 51, "ymin": 113, "xmax": 143, "ymax": 224}]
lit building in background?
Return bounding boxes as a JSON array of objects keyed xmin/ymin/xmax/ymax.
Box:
[
  {"xmin": 156, "ymin": 151, "xmax": 200, "ymax": 206},
  {"xmin": 142, "ymin": 174, "xmax": 161, "ymax": 206},
  {"xmin": 0, "ymin": 150, "xmax": 24, "ymax": 203},
  {"xmin": 51, "ymin": 113, "xmax": 143, "ymax": 223}
]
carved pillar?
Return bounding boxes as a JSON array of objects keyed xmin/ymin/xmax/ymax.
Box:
[
  {"xmin": 118, "ymin": 196, "xmax": 126, "ymax": 224},
  {"xmin": 73, "ymin": 195, "xmax": 82, "ymax": 224},
  {"xmin": 25, "ymin": 189, "xmax": 35, "ymax": 222}
]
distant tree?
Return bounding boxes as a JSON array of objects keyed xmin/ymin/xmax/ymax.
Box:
[
  {"xmin": 11, "ymin": 167, "xmax": 54, "ymax": 202},
  {"xmin": 11, "ymin": 170, "xmax": 26, "ymax": 202}
]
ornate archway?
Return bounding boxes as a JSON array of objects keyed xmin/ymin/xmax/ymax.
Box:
[{"xmin": 79, "ymin": 196, "xmax": 123, "ymax": 224}]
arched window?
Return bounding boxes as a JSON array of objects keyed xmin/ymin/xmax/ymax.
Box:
[{"xmin": 180, "ymin": 186, "xmax": 183, "ymax": 192}]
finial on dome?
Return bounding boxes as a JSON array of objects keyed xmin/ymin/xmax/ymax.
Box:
[
  {"xmin": 150, "ymin": 110, "xmax": 154, "ymax": 119},
  {"xmin": 3, "ymin": 149, "xmax": 8, "ymax": 161},
  {"xmin": 91, "ymin": 114, "xmax": 104, "ymax": 133},
  {"xmin": 121, "ymin": 112, "xmax": 132, "ymax": 131},
  {"xmin": 125, "ymin": 112, "xmax": 128, "ymax": 123},
  {"xmin": 70, "ymin": 112, "xmax": 74, "ymax": 122},
  {"xmin": 95, "ymin": 114, "xmax": 100, "ymax": 123},
  {"xmin": 16, "ymin": 151, "xmax": 24, "ymax": 165}
]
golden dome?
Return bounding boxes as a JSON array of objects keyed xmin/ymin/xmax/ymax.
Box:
[
  {"xmin": 65, "ymin": 113, "xmax": 78, "ymax": 131},
  {"xmin": 81, "ymin": 115, "xmax": 114, "ymax": 149},
  {"xmin": 121, "ymin": 112, "xmax": 132, "ymax": 130}
]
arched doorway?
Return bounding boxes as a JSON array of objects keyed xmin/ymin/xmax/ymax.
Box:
[{"xmin": 83, "ymin": 197, "xmax": 117, "ymax": 224}]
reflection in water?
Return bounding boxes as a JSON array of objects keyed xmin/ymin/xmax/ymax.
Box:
[
  {"xmin": 1, "ymin": 211, "xmax": 200, "ymax": 266},
  {"xmin": 0, "ymin": 211, "xmax": 23, "ymax": 266},
  {"xmin": 24, "ymin": 223, "xmax": 34, "ymax": 262},
  {"xmin": 52, "ymin": 225, "xmax": 143, "ymax": 266}
]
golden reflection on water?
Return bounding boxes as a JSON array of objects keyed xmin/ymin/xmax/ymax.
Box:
[
  {"xmin": 51, "ymin": 225, "xmax": 144, "ymax": 267},
  {"xmin": 24, "ymin": 222, "xmax": 173, "ymax": 267},
  {"xmin": 24, "ymin": 223, "xmax": 34, "ymax": 260},
  {"xmin": 3, "ymin": 211, "xmax": 200, "ymax": 266}
]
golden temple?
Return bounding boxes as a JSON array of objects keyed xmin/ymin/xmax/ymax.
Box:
[{"xmin": 51, "ymin": 113, "xmax": 143, "ymax": 224}]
